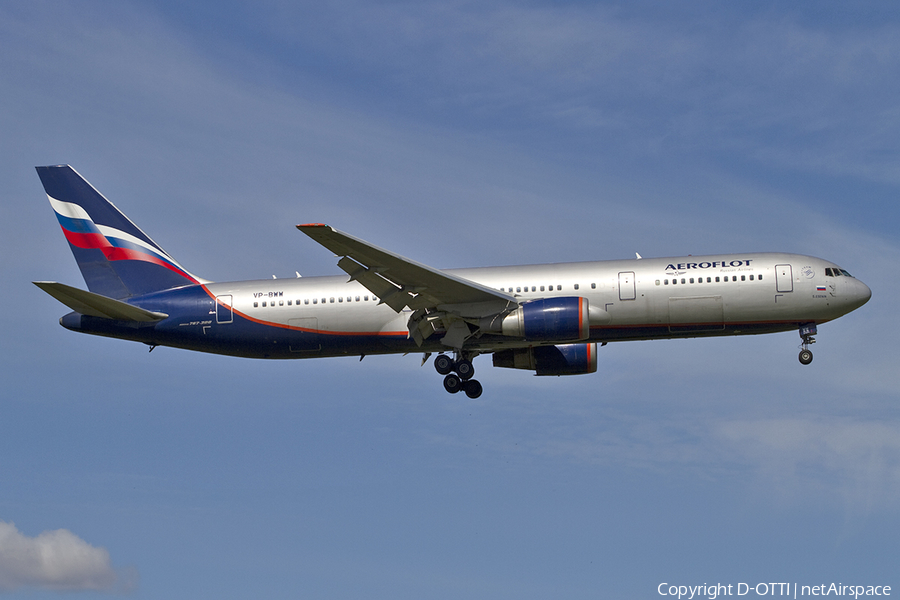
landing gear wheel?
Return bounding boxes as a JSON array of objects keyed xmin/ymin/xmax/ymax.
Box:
[
  {"xmin": 463, "ymin": 379, "xmax": 483, "ymax": 399},
  {"xmin": 455, "ymin": 359, "xmax": 474, "ymax": 381},
  {"xmin": 434, "ymin": 354, "xmax": 453, "ymax": 375},
  {"xmin": 443, "ymin": 373, "xmax": 462, "ymax": 394},
  {"xmin": 799, "ymin": 349, "xmax": 813, "ymax": 365}
]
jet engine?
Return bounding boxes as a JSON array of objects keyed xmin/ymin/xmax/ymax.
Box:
[
  {"xmin": 492, "ymin": 343, "xmax": 598, "ymax": 376},
  {"xmin": 500, "ymin": 297, "xmax": 590, "ymax": 342}
]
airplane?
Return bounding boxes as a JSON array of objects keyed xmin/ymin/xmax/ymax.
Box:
[{"xmin": 34, "ymin": 165, "xmax": 872, "ymax": 398}]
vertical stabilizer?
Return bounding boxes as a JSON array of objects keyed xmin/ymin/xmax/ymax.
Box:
[{"xmin": 36, "ymin": 165, "xmax": 204, "ymax": 299}]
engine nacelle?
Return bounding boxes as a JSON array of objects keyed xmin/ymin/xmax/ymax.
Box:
[
  {"xmin": 492, "ymin": 343, "xmax": 598, "ymax": 376},
  {"xmin": 501, "ymin": 297, "xmax": 590, "ymax": 342}
]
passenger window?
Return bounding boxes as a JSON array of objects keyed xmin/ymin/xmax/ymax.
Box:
[
  {"xmin": 706, "ymin": 277, "xmax": 711, "ymax": 283},
  {"xmin": 330, "ymin": 298, "xmax": 334, "ymax": 303},
  {"xmin": 690, "ymin": 278, "xmax": 694, "ymax": 284},
  {"xmin": 749, "ymin": 275, "xmax": 754, "ymax": 281},
  {"xmin": 656, "ymin": 280, "xmax": 661, "ymax": 286},
  {"xmin": 681, "ymin": 278, "xmax": 686, "ymax": 284},
  {"xmin": 591, "ymin": 283, "xmax": 596, "ymax": 289},
  {"xmin": 574, "ymin": 284, "xmax": 580, "ymax": 290},
  {"xmin": 304, "ymin": 299, "xmax": 309, "ymax": 305},
  {"xmin": 532, "ymin": 286, "xmax": 536, "ymax": 292},
  {"xmin": 253, "ymin": 302, "xmax": 258, "ymax": 308},
  {"xmin": 540, "ymin": 285, "xmax": 545, "ymax": 292}
]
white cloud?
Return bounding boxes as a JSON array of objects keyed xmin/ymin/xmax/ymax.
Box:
[{"xmin": 0, "ymin": 521, "xmax": 134, "ymax": 593}]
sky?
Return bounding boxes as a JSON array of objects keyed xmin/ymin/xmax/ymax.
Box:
[{"xmin": 1, "ymin": 1, "xmax": 899, "ymax": 598}]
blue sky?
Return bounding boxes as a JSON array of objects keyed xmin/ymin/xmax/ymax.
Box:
[{"xmin": 1, "ymin": 1, "xmax": 898, "ymax": 598}]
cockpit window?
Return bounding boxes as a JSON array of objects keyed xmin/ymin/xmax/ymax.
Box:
[
  {"xmin": 825, "ymin": 267, "xmax": 854, "ymax": 278},
  {"xmin": 840, "ymin": 269, "xmax": 852, "ymax": 277}
]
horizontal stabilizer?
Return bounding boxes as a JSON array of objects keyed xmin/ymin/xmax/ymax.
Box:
[{"xmin": 33, "ymin": 281, "xmax": 168, "ymax": 322}]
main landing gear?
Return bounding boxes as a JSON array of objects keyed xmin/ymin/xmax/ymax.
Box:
[
  {"xmin": 798, "ymin": 323, "xmax": 817, "ymax": 365},
  {"xmin": 434, "ymin": 353, "xmax": 483, "ymax": 399}
]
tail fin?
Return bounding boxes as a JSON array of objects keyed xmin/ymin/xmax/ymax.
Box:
[{"xmin": 36, "ymin": 165, "xmax": 205, "ymax": 299}]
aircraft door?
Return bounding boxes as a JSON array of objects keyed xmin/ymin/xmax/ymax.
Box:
[
  {"xmin": 618, "ymin": 272, "xmax": 636, "ymax": 301},
  {"xmin": 775, "ymin": 264, "xmax": 793, "ymax": 293},
  {"xmin": 216, "ymin": 295, "xmax": 233, "ymax": 323}
]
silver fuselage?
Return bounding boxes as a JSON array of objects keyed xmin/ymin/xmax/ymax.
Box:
[{"xmin": 188, "ymin": 252, "xmax": 870, "ymax": 357}]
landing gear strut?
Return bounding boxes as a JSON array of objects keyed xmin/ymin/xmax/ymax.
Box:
[
  {"xmin": 798, "ymin": 323, "xmax": 817, "ymax": 365},
  {"xmin": 434, "ymin": 353, "xmax": 483, "ymax": 398}
]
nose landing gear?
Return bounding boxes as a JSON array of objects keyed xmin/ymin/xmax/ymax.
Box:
[
  {"xmin": 798, "ymin": 323, "xmax": 817, "ymax": 365},
  {"xmin": 435, "ymin": 353, "xmax": 483, "ymax": 398}
]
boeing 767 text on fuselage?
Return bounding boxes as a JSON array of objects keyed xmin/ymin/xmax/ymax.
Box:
[{"xmin": 34, "ymin": 166, "xmax": 871, "ymax": 398}]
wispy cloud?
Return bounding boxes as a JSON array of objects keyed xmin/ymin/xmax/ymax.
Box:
[
  {"xmin": 716, "ymin": 417, "xmax": 900, "ymax": 511},
  {"xmin": 0, "ymin": 521, "xmax": 135, "ymax": 593},
  {"xmin": 249, "ymin": 2, "xmax": 900, "ymax": 184}
]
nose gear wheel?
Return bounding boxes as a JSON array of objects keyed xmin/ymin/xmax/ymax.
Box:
[{"xmin": 798, "ymin": 323, "xmax": 817, "ymax": 365}]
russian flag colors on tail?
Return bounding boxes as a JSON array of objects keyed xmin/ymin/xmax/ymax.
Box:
[{"xmin": 36, "ymin": 165, "xmax": 203, "ymax": 298}]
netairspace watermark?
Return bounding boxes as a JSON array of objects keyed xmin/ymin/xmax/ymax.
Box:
[{"xmin": 658, "ymin": 583, "xmax": 891, "ymax": 600}]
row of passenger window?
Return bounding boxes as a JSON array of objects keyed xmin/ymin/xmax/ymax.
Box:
[
  {"xmin": 253, "ymin": 273, "xmax": 764, "ymax": 307},
  {"xmin": 253, "ymin": 294, "xmax": 378, "ymax": 308},
  {"xmin": 657, "ymin": 274, "xmax": 762, "ymax": 285},
  {"xmin": 500, "ymin": 283, "xmax": 596, "ymax": 293}
]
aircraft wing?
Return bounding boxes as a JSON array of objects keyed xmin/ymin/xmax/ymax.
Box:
[{"xmin": 297, "ymin": 223, "xmax": 516, "ymax": 316}]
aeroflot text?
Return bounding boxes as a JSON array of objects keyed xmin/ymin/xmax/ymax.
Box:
[
  {"xmin": 658, "ymin": 583, "xmax": 890, "ymax": 599},
  {"xmin": 665, "ymin": 260, "xmax": 753, "ymax": 271}
]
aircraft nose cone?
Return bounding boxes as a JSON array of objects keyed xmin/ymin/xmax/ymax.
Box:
[
  {"xmin": 854, "ymin": 279, "xmax": 872, "ymax": 309},
  {"xmin": 861, "ymin": 281, "xmax": 872, "ymax": 303}
]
